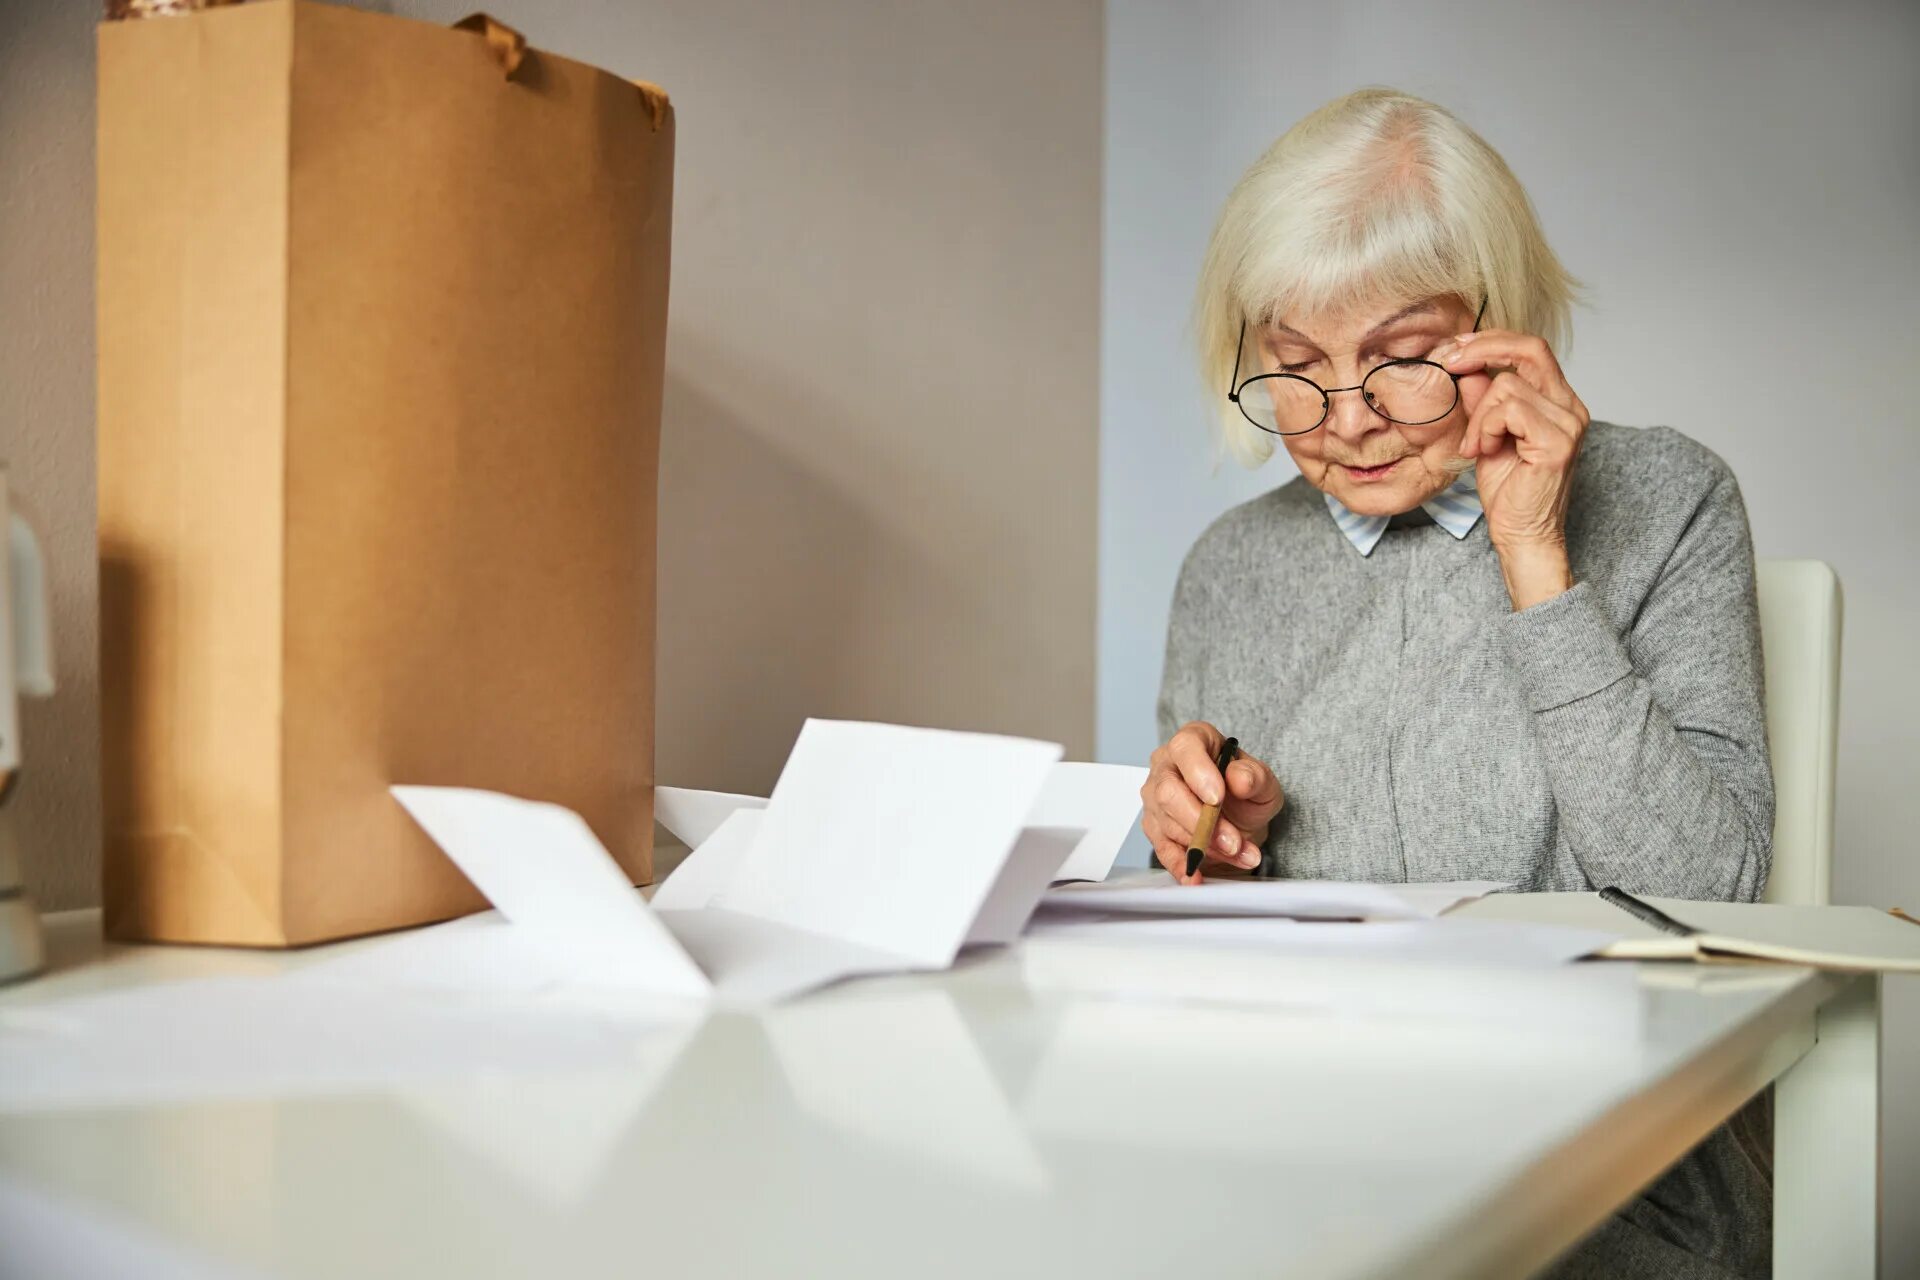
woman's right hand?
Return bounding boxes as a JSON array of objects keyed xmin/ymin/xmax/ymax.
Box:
[{"xmin": 1140, "ymin": 722, "xmax": 1285, "ymax": 884}]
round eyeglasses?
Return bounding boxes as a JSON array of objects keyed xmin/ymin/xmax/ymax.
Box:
[{"xmin": 1226, "ymin": 298, "xmax": 1486, "ymax": 437}]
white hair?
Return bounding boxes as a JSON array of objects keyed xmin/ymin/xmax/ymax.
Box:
[{"xmin": 1194, "ymin": 87, "xmax": 1581, "ymax": 467}]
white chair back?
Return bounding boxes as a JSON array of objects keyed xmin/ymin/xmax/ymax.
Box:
[{"xmin": 1754, "ymin": 559, "xmax": 1842, "ymax": 905}]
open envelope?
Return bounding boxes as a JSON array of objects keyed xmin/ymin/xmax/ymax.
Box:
[{"xmin": 378, "ymin": 721, "xmax": 1148, "ymax": 1005}]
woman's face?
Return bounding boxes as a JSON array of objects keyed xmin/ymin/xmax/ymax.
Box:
[{"xmin": 1258, "ymin": 293, "xmax": 1487, "ymax": 517}]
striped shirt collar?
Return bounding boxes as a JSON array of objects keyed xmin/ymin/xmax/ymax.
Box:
[{"xmin": 1323, "ymin": 467, "xmax": 1483, "ymax": 557}]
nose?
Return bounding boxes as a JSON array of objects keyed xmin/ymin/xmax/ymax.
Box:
[{"xmin": 1322, "ymin": 381, "xmax": 1391, "ymax": 442}]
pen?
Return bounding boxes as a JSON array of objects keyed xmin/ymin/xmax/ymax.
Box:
[
  {"xmin": 1185, "ymin": 736, "xmax": 1240, "ymax": 881},
  {"xmin": 1598, "ymin": 885, "xmax": 1700, "ymax": 938}
]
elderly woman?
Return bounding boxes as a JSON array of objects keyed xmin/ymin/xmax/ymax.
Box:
[{"xmin": 1142, "ymin": 89, "xmax": 1773, "ymax": 1278}]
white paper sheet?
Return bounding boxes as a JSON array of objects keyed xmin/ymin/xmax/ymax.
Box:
[
  {"xmin": 1038, "ymin": 872, "xmax": 1508, "ymax": 921},
  {"xmin": 1021, "ymin": 915, "xmax": 1621, "ymax": 965},
  {"xmin": 1019, "ymin": 919, "xmax": 1641, "ymax": 1038},
  {"xmin": 322, "ymin": 725, "xmax": 1074, "ymax": 1007},
  {"xmin": 393, "ymin": 786, "xmax": 713, "ymax": 1000},
  {"xmin": 655, "ymin": 908, "xmax": 917, "ymax": 1006},
  {"xmin": 1026, "ymin": 761, "xmax": 1150, "ymax": 883},
  {"xmin": 650, "ymin": 808, "xmax": 763, "ymax": 912},
  {"xmin": 712, "ymin": 719, "xmax": 1062, "ymax": 966},
  {"xmin": 964, "ymin": 827, "xmax": 1082, "ymax": 946},
  {"xmin": 653, "ymin": 786, "xmax": 767, "ymax": 849}
]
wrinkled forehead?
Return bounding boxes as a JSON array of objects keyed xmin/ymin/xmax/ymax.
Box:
[{"xmin": 1259, "ymin": 293, "xmax": 1468, "ymax": 348}]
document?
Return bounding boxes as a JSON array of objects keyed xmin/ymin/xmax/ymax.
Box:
[
  {"xmin": 392, "ymin": 786, "xmax": 715, "ymax": 1000},
  {"xmin": 316, "ymin": 720, "xmax": 1117, "ymax": 1005},
  {"xmin": 653, "ymin": 759, "xmax": 1149, "ymax": 914},
  {"xmin": 1019, "ymin": 915, "xmax": 1637, "ymax": 1032},
  {"xmin": 1039, "ymin": 872, "xmax": 1508, "ymax": 921},
  {"xmin": 709, "ymin": 719, "xmax": 1061, "ymax": 964},
  {"xmin": 1022, "ymin": 914, "xmax": 1621, "ymax": 965},
  {"xmin": 649, "ymin": 808, "xmax": 760, "ymax": 911},
  {"xmin": 653, "ymin": 786, "xmax": 767, "ymax": 849},
  {"xmin": 1025, "ymin": 761, "xmax": 1151, "ymax": 882}
]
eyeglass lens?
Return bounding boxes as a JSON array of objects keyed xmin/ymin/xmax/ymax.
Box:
[{"xmin": 1237, "ymin": 360, "xmax": 1457, "ymax": 435}]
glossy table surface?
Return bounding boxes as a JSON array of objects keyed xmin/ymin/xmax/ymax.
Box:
[{"xmin": 0, "ymin": 909, "xmax": 1845, "ymax": 1280}]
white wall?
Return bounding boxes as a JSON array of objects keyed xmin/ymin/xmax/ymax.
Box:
[{"xmin": 1099, "ymin": 0, "xmax": 1920, "ymax": 1270}]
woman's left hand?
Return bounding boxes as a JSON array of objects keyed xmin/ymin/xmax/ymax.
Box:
[{"xmin": 1435, "ymin": 329, "xmax": 1590, "ymax": 609}]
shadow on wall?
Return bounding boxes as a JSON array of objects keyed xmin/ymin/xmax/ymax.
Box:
[
  {"xmin": 654, "ymin": 360, "xmax": 870, "ymax": 796},
  {"xmin": 655, "ymin": 337, "xmax": 1075, "ymax": 798}
]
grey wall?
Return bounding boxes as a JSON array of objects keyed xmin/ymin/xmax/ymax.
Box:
[
  {"xmin": 0, "ymin": 0, "xmax": 1101, "ymax": 909},
  {"xmin": 0, "ymin": 0, "xmax": 101, "ymax": 912},
  {"xmin": 1099, "ymin": 0, "xmax": 1920, "ymax": 1270}
]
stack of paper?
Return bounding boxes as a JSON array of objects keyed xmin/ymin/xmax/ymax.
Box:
[
  {"xmin": 1021, "ymin": 874, "xmax": 1633, "ymax": 1019},
  {"xmin": 305, "ymin": 720, "xmax": 1149, "ymax": 1005},
  {"xmin": 1038, "ymin": 871, "xmax": 1509, "ymax": 921}
]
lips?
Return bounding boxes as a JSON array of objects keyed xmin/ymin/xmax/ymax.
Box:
[{"xmin": 1340, "ymin": 459, "xmax": 1402, "ymax": 482}]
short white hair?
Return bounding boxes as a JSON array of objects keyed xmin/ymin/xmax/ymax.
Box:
[{"xmin": 1194, "ymin": 87, "xmax": 1580, "ymax": 467}]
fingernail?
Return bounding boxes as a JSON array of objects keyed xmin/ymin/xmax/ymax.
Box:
[
  {"xmin": 1238, "ymin": 849, "xmax": 1260, "ymax": 868},
  {"xmin": 1455, "ymin": 331, "xmax": 1478, "ymax": 342},
  {"xmin": 1219, "ymin": 827, "xmax": 1239, "ymax": 856}
]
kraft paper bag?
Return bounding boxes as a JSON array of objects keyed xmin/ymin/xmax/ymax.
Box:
[{"xmin": 97, "ymin": 1, "xmax": 672, "ymax": 946}]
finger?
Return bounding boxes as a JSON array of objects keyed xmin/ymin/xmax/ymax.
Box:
[
  {"xmin": 1463, "ymin": 374, "xmax": 1519, "ymax": 460},
  {"xmin": 1441, "ymin": 330, "xmax": 1575, "ymax": 407},
  {"xmin": 1465, "ymin": 372, "xmax": 1565, "ymax": 460},
  {"xmin": 1485, "ymin": 372, "xmax": 1585, "ymax": 449},
  {"xmin": 1223, "ymin": 754, "xmax": 1285, "ymax": 823},
  {"xmin": 1142, "ymin": 812, "xmax": 1193, "ymax": 880},
  {"xmin": 1153, "ymin": 771, "xmax": 1210, "ymax": 847},
  {"xmin": 1498, "ymin": 395, "xmax": 1579, "ymax": 466},
  {"xmin": 1150, "ymin": 830, "xmax": 1189, "ymax": 879},
  {"xmin": 1169, "ymin": 724, "xmax": 1230, "ymax": 806},
  {"xmin": 1156, "ymin": 797, "xmax": 1257, "ymax": 869},
  {"xmin": 1196, "ymin": 852, "xmax": 1255, "ymax": 880},
  {"xmin": 1175, "ymin": 779, "xmax": 1253, "ymax": 862},
  {"xmin": 1159, "ymin": 835, "xmax": 1229, "ymax": 884},
  {"xmin": 1477, "ymin": 375, "xmax": 1577, "ymax": 452}
]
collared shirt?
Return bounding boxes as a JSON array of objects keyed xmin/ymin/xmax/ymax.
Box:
[{"xmin": 1323, "ymin": 467, "xmax": 1483, "ymax": 556}]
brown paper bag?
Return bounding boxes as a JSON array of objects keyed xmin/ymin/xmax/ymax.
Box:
[{"xmin": 97, "ymin": 1, "xmax": 672, "ymax": 946}]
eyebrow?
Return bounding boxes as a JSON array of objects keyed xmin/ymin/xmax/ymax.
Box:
[{"xmin": 1267, "ymin": 300, "xmax": 1445, "ymax": 348}]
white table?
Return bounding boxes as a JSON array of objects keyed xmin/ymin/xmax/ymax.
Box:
[{"xmin": 0, "ymin": 908, "xmax": 1878, "ymax": 1279}]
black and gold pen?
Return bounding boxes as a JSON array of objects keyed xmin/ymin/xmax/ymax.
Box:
[{"xmin": 1184, "ymin": 736, "xmax": 1240, "ymax": 880}]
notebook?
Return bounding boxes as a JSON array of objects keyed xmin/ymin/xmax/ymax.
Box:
[{"xmin": 1457, "ymin": 890, "xmax": 1920, "ymax": 972}]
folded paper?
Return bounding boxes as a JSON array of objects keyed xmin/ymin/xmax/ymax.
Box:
[{"xmin": 351, "ymin": 721, "xmax": 1152, "ymax": 1004}]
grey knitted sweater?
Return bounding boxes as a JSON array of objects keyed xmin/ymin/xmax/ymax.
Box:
[{"xmin": 1158, "ymin": 422, "xmax": 1774, "ymax": 1277}]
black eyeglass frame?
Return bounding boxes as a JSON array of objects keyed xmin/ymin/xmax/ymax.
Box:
[{"xmin": 1227, "ymin": 296, "xmax": 1489, "ymax": 437}]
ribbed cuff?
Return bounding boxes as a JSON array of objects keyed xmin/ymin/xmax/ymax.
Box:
[{"xmin": 1498, "ymin": 580, "xmax": 1634, "ymax": 712}]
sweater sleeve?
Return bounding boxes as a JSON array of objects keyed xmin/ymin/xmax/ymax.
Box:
[{"xmin": 1496, "ymin": 472, "xmax": 1774, "ymax": 901}]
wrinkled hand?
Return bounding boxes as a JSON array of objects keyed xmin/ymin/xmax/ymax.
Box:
[
  {"xmin": 1434, "ymin": 329, "xmax": 1590, "ymax": 608},
  {"xmin": 1140, "ymin": 722, "xmax": 1285, "ymax": 884}
]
